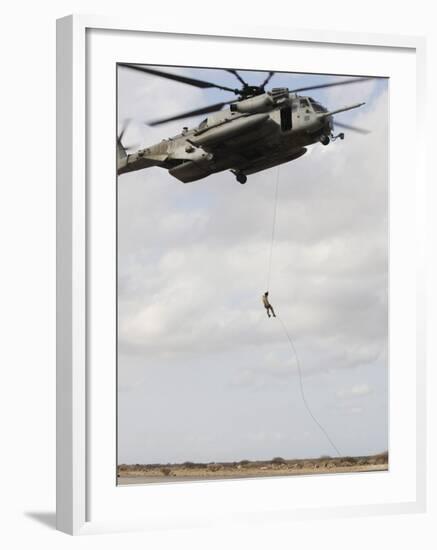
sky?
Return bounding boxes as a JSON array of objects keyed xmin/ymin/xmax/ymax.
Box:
[{"xmin": 117, "ymin": 65, "xmax": 389, "ymax": 464}]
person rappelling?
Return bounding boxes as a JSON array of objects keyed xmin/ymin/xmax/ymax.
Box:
[{"xmin": 262, "ymin": 291, "xmax": 276, "ymax": 318}]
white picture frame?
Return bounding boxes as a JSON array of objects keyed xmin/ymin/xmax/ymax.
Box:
[{"xmin": 56, "ymin": 14, "xmax": 427, "ymax": 535}]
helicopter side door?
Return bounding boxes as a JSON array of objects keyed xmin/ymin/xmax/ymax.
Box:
[{"xmin": 279, "ymin": 104, "xmax": 292, "ymax": 132}]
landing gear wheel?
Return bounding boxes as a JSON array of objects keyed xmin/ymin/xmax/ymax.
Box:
[
  {"xmin": 236, "ymin": 174, "xmax": 247, "ymax": 184},
  {"xmin": 320, "ymin": 135, "xmax": 330, "ymax": 146}
]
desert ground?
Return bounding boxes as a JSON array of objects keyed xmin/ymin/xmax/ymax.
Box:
[{"xmin": 117, "ymin": 452, "xmax": 388, "ymax": 485}]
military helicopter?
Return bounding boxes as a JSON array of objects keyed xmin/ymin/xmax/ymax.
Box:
[{"xmin": 117, "ymin": 64, "xmax": 371, "ymax": 184}]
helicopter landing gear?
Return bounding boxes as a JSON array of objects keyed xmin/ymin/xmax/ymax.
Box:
[
  {"xmin": 331, "ymin": 132, "xmax": 345, "ymax": 141},
  {"xmin": 319, "ymin": 135, "xmax": 330, "ymax": 146},
  {"xmin": 233, "ymin": 171, "xmax": 247, "ymax": 184}
]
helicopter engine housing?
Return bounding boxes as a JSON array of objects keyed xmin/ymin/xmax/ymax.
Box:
[
  {"xmin": 231, "ymin": 95, "xmax": 274, "ymax": 114},
  {"xmin": 230, "ymin": 88, "xmax": 290, "ymax": 114}
]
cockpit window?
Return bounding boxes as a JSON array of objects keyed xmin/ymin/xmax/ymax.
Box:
[
  {"xmin": 199, "ymin": 118, "xmax": 208, "ymax": 128},
  {"xmin": 299, "ymin": 99, "xmax": 310, "ymax": 108},
  {"xmin": 309, "ymin": 98, "xmax": 327, "ymax": 113}
]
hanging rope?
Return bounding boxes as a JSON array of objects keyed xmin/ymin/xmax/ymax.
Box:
[
  {"xmin": 277, "ymin": 316, "xmax": 341, "ymax": 457},
  {"xmin": 266, "ymin": 166, "xmax": 281, "ymax": 291},
  {"xmin": 264, "ymin": 165, "xmax": 341, "ymax": 457}
]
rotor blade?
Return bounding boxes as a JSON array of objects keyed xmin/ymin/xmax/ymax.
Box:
[
  {"xmin": 324, "ymin": 102, "xmax": 365, "ymax": 117},
  {"xmin": 119, "ymin": 63, "xmax": 237, "ymax": 93},
  {"xmin": 147, "ymin": 101, "xmax": 230, "ymax": 126},
  {"xmin": 334, "ymin": 121, "xmax": 371, "ymax": 135},
  {"xmin": 118, "ymin": 118, "xmax": 131, "ymax": 142},
  {"xmin": 289, "ymin": 77, "xmax": 372, "ymax": 94},
  {"xmin": 260, "ymin": 71, "xmax": 275, "ymax": 89},
  {"xmin": 226, "ymin": 69, "xmax": 248, "ymax": 86},
  {"xmin": 123, "ymin": 140, "xmax": 141, "ymax": 151}
]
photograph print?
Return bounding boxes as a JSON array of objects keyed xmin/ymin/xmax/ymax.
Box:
[{"xmin": 116, "ymin": 63, "xmax": 389, "ymax": 484}]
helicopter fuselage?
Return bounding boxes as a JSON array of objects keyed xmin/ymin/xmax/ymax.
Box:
[{"xmin": 117, "ymin": 89, "xmax": 362, "ymax": 184}]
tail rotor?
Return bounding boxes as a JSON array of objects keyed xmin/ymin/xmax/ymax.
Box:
[{"xmin": 117, "ymin": 119, "xmax": 139, "ymax": 168}]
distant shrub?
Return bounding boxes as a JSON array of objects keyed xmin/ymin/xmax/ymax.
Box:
[
  {"xmin": 160, "ymin": 467, "xmax": 171, "ymax": 476},
  {"xmin": 271, "ymin": 457, "xmax": 286, "ymax": 465},
  {"xmin": 342, "ymin": 456, "xmax": 359, "ymax": 464},
  {"xmin": 183, "ymin": 461, "xmax": 196, "ymax": 469},
  {"xmin": 239, "ymin": 459, "xmax": 250, "ymax": 466},
  {"xmin": 374, "ymin": 451, "xmax": 389, "ymax": 464}
]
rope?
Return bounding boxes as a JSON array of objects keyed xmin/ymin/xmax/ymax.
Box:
[
  {"xmin": 266, "ymin": 166, "xmax": 281, "ymax": 291},
  {"xmin": 276, "ymin": 316, "xmax": 341, "ymax": 457},
  {"xmin": 264, "ymin": 165, "xmax": 341, "ymax": 457}
]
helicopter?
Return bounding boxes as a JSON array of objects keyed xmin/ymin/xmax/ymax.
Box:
[{"xmin": 117, "ymin": 64, "xmax": 371, "ymax": 184}]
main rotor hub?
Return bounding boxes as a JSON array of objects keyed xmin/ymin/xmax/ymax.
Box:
[{"xmin": 239, "ymin": 84, "xmax": 266, "ymax": 99}]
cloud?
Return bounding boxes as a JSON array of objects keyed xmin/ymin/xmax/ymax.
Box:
[
  {"xmin": 117, "ymin": 87, "xmax": 388, "ymax": 374},
  {"xmin": 337, "ymin": 383, "xmax": 372, "ymax": 398},
  {"xmin": 227, "ymin": 352, "xmax": 298, "ymax": 390},
  {"xmin": 352, "ymin": 383, "xmax": 372, "ymax": 396}
]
